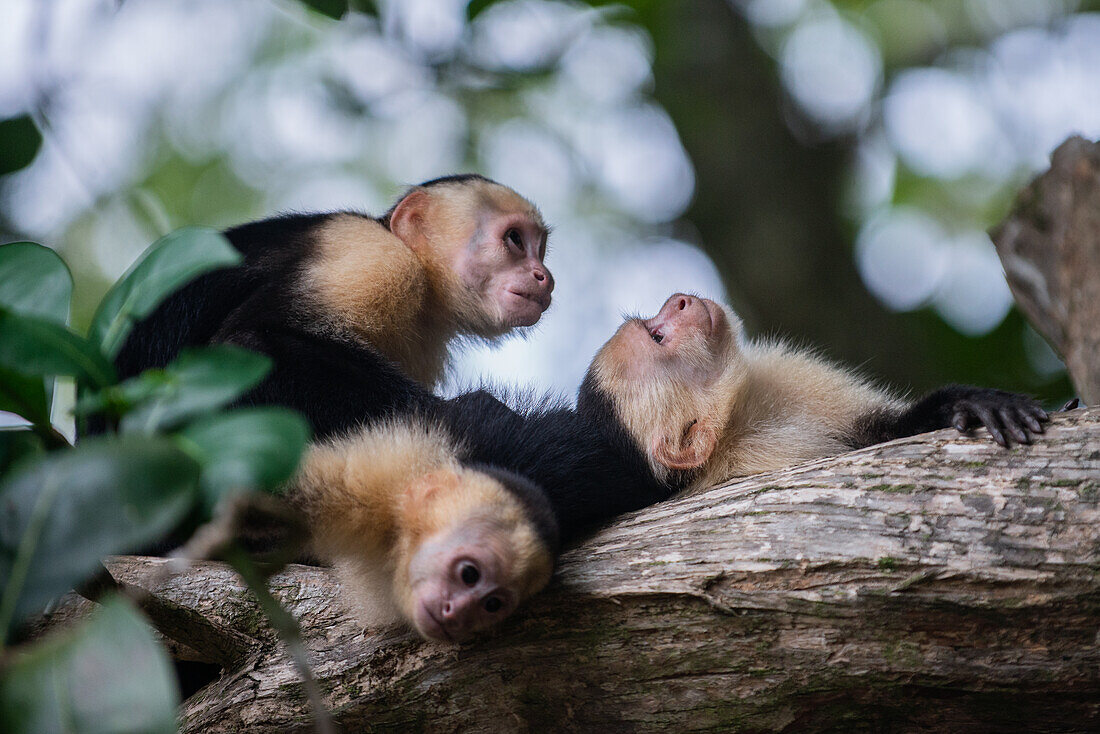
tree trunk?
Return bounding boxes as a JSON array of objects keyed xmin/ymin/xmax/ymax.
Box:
[
  {"xmin": 35, "ymin": 408, "xmax": 1100, "ymax": 733},
  {"xmin": 992, "ymin": 135, "xmax": 1100, "ymax": 405}
]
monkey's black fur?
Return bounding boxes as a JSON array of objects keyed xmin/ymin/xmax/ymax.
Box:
[
  {"xmin": 206, "ymin": 274, "xmax": 440, "ymax": 439},
  {"xmin": 470, "ymin": 462, "xmax": 561, "ymax": 556},
  {"xmin": 440, "ymin": 389, "xmax": 671, "ymax": 545},
  {"xmin": 115, "ymin": 212, "xmax": 338, "ymax": 381}
]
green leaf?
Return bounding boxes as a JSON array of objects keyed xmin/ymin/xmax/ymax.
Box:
[
  {"xmin": 466, "ymin": 0, "xmax": 495, "ymax": 20},
  {"xmin": 88, "ymin": 227, "xmax": 241, "ymax": 359},
  {"xmin": 0, "ymin": 243, "xmax": 75, "ymax": 410},
  {"xmin": 0, "ymin": 365, "xmax": 50, "ymax": 426},
  {"xmin": 0, "ymin": 242, "xmax": 73, "ymax": 325},
  {"xmin": 110, "ymin": 345, "xmax": 271, "ymax": 434},
  {"xmin": 0, "ymin": 116, "xmax": 42, "ymax": 176},
  {"xmin": 0, "ymin": 435, "xmax": 199, "ymax": 636},
  {"xmin": 0, "ymin": 429, "xmax": 43, "ymax": 475},
  {"xmin": 0, "ymin": 309, "xmax": 116, "ymax": 389},
  {"xmin": 298, "ymin": 0, "xmax": 347, "ymax": 19},
  {"xmin": 0, "ymin": 596, "xmax": 179, "ymax": 734},
  {"xmin": 349, "ymin": 0, "xmax": 378, "ymax": 14},
  {"xmin": 177, "ymin": 407, "xmax": 310, "ymax": 511}
]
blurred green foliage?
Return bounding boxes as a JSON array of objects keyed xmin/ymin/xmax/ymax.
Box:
[
  {"xmin": 637, "ymin": 0, "xmax": 1079, "ymax": 403},
  {"xmin": 0, "ymin": 117, "xmax": 41, "ymax": 177},
  {"xmin": 0, "ymin": 232, "xmax": 311, "ymax": 730},
  {"xmin": 0, "ymin": 0, "xmax": 1088, "ymax": 408},
  {"xmin": 0, "ymin": 597, "xmax": 178, "ymax": 734}
]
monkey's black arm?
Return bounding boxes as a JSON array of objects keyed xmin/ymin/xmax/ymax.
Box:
[
  {"xmin": 853, "ymin": 384, "xmax": 1050, "ymax": 449},
  {"xmin": 240, "ymin": 331, "xmax": 441, "ymax": 440}
]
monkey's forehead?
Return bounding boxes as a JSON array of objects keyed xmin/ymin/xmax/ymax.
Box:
[{"xmin": 479, "ymin": 184, "xmax": 546, "ymax": 229}]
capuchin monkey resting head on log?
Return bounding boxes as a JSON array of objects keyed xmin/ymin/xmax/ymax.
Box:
[
  {"xmin": 291, "ymin": 418, "xmax": 558, "ymax": 643},
  {"xmin": 580, "ymin": 293, "xmax": 1050, "ymax": 492}
]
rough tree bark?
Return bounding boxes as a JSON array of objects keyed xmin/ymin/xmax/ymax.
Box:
[
  {"xmin": 35, "ymin": 408, "xmax": 1100, "ymax": 733},
  {"xmin": 992, "ymin": 135, "xmax": 1100, "ymax": 405}
]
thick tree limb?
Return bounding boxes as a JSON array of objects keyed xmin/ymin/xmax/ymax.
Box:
[
  {"xmin": 992, "ymin": 135, "xmax": 1100, "ymax": 404},
  {"xmin": 39, "ymin": 408, "xmax": 1100, "ymax": 732}
]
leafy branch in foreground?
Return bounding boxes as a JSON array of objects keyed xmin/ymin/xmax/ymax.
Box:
[{"xmin": 0, "ymin": 232, "xmax": 318, "ymax": 732}]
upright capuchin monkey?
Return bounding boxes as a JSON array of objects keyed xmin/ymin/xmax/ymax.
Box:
[
  {"xmin": 110, "ymin": 174, "xmax": 552, "ymax": 435},
  {"xmin": 290, "ymin": 416, "xmax": 558, "ymax": 643},
  {"xmin": 580, "ymin": 293, "xmax": 1050, "ymax": 492}
]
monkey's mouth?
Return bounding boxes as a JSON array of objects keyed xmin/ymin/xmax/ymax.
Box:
[
  {"xmin": 420, "ymin": 603, "xmax": 454, "ymax": 643},
  {"xmin": 507, "ymin": 289, "xmax": 550, "ymax": 312}
]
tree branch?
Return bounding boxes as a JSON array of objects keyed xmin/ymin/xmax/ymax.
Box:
[
  {"xmin": 43, "ymin": 409, "xmax": 1100, "ymax": 733},
  {"xmin": 992, "ymin": 135, "xmax": 1100, "ymax": 404}
]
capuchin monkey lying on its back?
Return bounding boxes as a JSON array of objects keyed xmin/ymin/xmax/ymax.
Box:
[{"xmin": 579, "ymin": 293, "xmax": 1050, "ymax": 492}]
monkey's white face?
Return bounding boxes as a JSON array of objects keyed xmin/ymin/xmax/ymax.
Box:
[
  {"xmin": 390, "ymin": 181, "xmax": 553, "ymax": 336},
  {"xmin": 586, "ymin": 293, "xmax": 742, "ymax": 475},
  {"xmin": 609, "ymin": 294, "xmax": 736, "ymax": 384},
  {"xmin": 403, "ymin": 522, "xmax": 521, "ymax": 643},
  {"xmin": 453, "ymin": 204, "xmax": 553, "ymax": 332}
]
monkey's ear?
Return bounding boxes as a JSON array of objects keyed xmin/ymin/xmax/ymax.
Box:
[
  {"xmin": 389, "ymin": 190, "xmax": 431, "ymax": 251},
  {"xmin": 404, "ymin": 469, "xmax": 457, "ymax": 511},
  {"xmin": 650, "ymin": 421, "xmax": 717, "ymax": 471}
]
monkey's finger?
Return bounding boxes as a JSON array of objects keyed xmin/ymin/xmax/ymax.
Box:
[
  {"xmin": 1000, "ymin": 408, "xmax": 1030, "ymax": 445},
  {"xmin": 1061, "ymin": 398, "xmax": 1080, "ymax": 412},
  {"xmin": 970, "ymin": 402, "xmax": 1008, "ymax": 448},
  {"xmin": 1017, "ymin": 408, "xmax": 1044, "ymax": 436},
  {"xmin": 951, "ymin": 407, "xmax": 970, "ymax": 433}
]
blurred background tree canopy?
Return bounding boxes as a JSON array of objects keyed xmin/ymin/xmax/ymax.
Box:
[{"xmin": 2, "ymin": 0, "xmax": 1098, "ymax": 404}]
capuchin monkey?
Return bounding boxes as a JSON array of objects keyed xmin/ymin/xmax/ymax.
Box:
[
  {"xmin": 290, "ymin": 416, "xmax": 558, "ymax": 642},
  {"xmin": 580, "ymin": 293, "xmax": 1050, "ymax": 492},
  {"xmin": 113, "ymin": 174, "xmax": 552, "ymax": 408},
  {"xmin": 287, "ymin": 388, "xmax": 667, "ymax": 639},
  {"xmin": 278, "ymin": 382, "xmax": 662, "ymax": 641}
]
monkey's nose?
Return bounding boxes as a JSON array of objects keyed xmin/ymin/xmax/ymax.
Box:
[
  {"xmin": 441, "ymin": 595, "xmax": 474, "ymax": 621},
  {"xmin": 533, "ymin": 268, "xmax": 554, "ymax": 294},
  {"xmin": 666, "ymin": 293, "xmax": 692, "ymax": 310}
]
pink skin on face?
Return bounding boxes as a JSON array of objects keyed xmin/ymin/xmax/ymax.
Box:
[
  {"xmin": 454, "ymin": 210, "xmax": 553, "ymax": 328},
  {"xmin": 643, "ymin": 294, "xmax": 717, "ymax": 345},
  {"xmin": 624, "ymin": 294, "xmax": 727, "ymax": 354},
  {"xmin": 408, "ymin": 532, "xmax": 518, "ymax": 643}
]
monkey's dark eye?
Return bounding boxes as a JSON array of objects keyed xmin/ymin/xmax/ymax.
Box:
[
  {"xmin": 460, "ymin": 563, "xmax": 480, "ymax": 586},
  {"xmin": 483, "ymin": 596, "xmax": 503, "ymax": 613},
  {"xmin": 505, "ymin": 228, "xmax": 523, "ymax": 251},
  {"xmin": 651, "ymin": 330, "xmax": 664, "ymax": 344}
]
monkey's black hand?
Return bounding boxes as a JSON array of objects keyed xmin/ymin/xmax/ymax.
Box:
[{"xmin": 947, "ymin": 389, "xmax": 1049, "ymax": 448}]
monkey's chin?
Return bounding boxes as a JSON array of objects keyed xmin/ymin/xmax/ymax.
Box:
[{"xmin": 501, "ymin": 292, "xmax": 548, "ymax": 327}]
